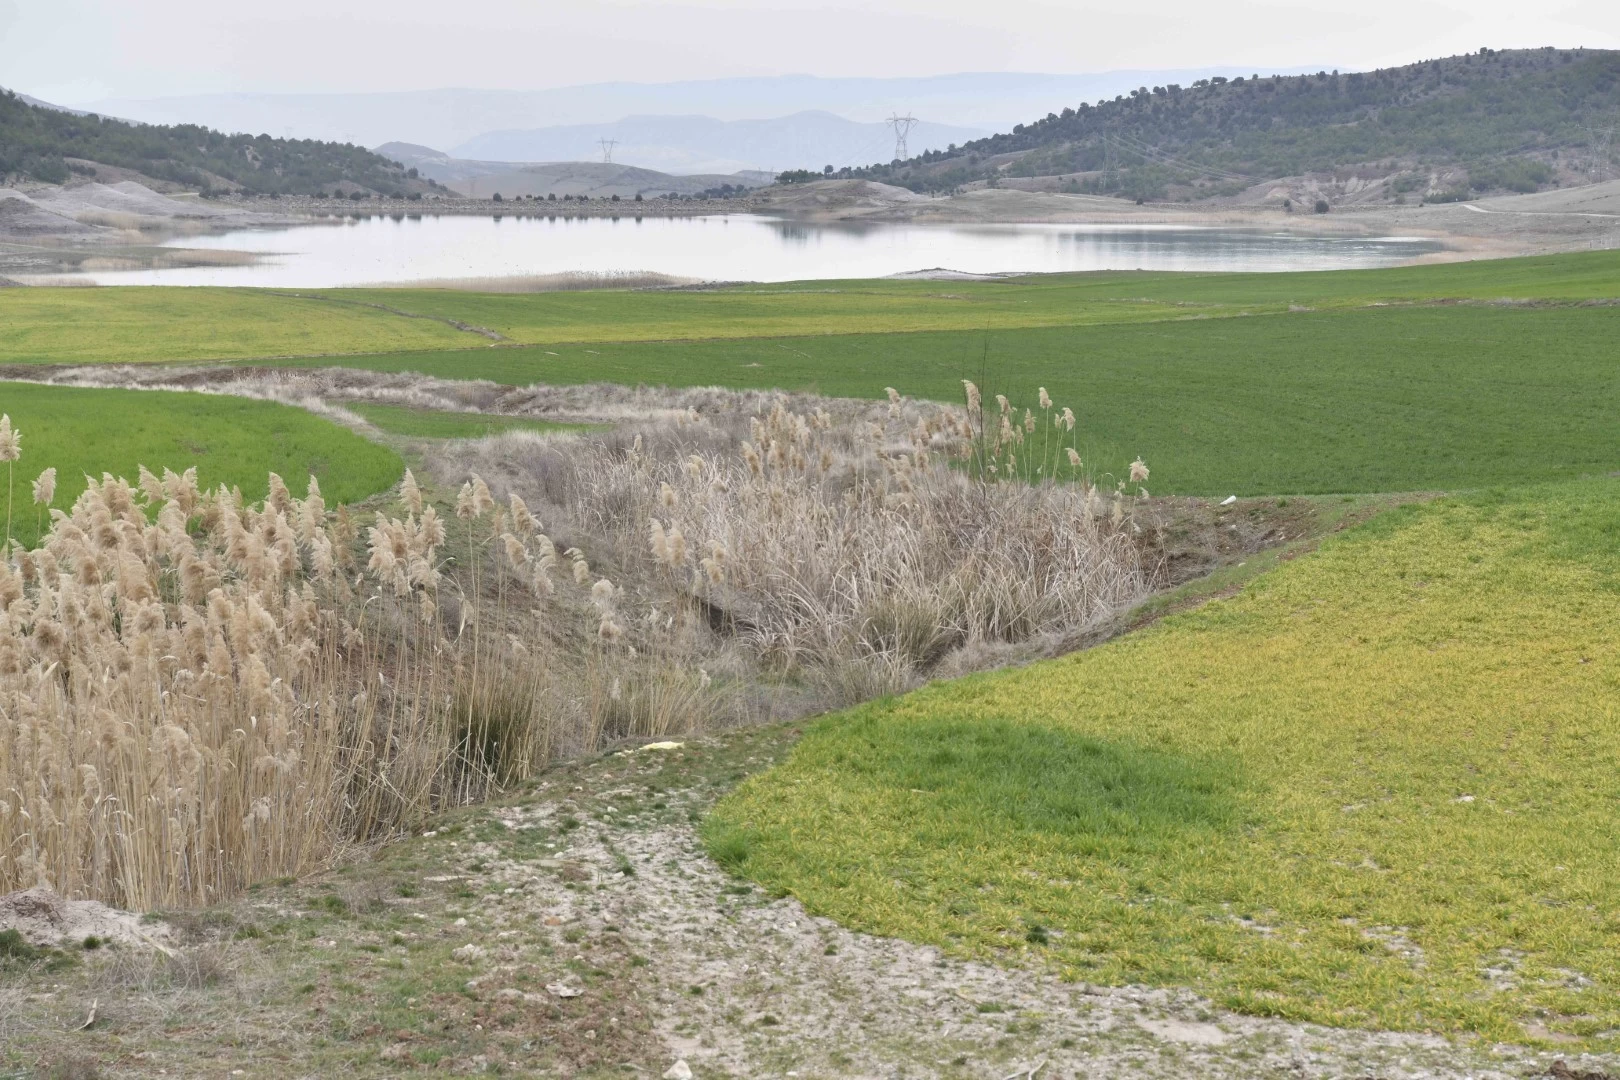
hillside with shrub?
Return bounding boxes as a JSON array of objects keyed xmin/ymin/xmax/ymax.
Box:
[
  {"xmin": 0, "ymin": 90, "xmax": 439, "ymax": 196},
  {"xmin": 847, "ymin": 47, "xmax": 1620, "ymax": 200}
]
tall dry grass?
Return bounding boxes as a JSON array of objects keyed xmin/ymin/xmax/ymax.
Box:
[
  {"xmin": 2, "ymin": 385, "xmax": 1158, "ymax": 909},
  {"xmin": 0, "ymin": 457, "xmax": 562, "ymax": 908},
  {"xmin": 437, "ymin": 387, "xmax": 1159, "ymax": 701}
]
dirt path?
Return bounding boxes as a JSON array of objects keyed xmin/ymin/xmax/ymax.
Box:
[
  {"xmin": 11, "ymin": 721, "xmax": 1614, "ymax": 1079},
  {"xmin": 450, "ymin": 729, "xmax": 1619, "ymax": 1079}
]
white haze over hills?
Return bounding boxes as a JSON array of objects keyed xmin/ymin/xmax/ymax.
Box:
[
  {"xmin": 450, "ymin": 112, "xmax": 986, "ymax": 175},
  {"xmin": 75, "ymin": 69, "xmax": 1310, "ymax": 159}
]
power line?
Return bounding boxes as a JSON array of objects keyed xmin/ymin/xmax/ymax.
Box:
[
  {"xmin": 886, "ymin": 114, "xmax": 919, "ymax": 161},
  {"xmin": 1105, "ymin": 129, "xmax": 1254, "ymax": 184},
  {"xmin": 599, "ymin": 138, "xmax": 617, "ymax": 164}
]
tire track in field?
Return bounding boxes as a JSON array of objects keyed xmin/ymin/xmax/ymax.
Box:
[{"xmin": 265, "ymin": 290, "xmax": 509, "ymax": 341}]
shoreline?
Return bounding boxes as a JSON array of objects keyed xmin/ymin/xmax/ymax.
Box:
[{"xmin": 6, "ymin": 182, "xmax": 1619, "ymax": 285}]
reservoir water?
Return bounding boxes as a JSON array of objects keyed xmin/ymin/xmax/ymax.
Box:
[{"xmin": 67, "ymin": 212, "xmax": 1445, "ymax": 287}]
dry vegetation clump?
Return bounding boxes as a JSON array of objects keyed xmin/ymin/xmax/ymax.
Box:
[
  {"xmin": 0, "ymin": 384, "xmax": 1159, "ymax": 910},
  {"xmin": 11, "ymin": 366, "xmax": 884, "ymax": 429},
  {"xmin": 0, "ymin": 455, "xmax": 562, "ymax": 909},
  {"xmin": 433, "ymin": 385, "xmax": 1161, "ymax": 704}
]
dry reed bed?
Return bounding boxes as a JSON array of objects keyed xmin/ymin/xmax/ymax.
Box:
[
  {"xmin": 0, "ymin": 461, "xmax": 561, "ymax": 910},
  {"xmin": 3, "ymin": 366, "xmax": 837, "ymax": 428},
  {"xmin": 1, "ymin": 385, "xmax": 1158, "ymax": 910},
  {"xmin": 433, "ymin": 387, "xmax": 1160, "ymax": 701}
]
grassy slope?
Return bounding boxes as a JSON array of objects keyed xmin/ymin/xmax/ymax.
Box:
[
  {"xmin": 4, "ymin": 252, "xmax": 1615, "ymax": 495},
  {"xmin": 320, "ymin": 249, "xmax": 1620, "ymax": 344},
  {"xmin": 282, "ymin": 305, "xmax": 1620, "ymax": 496},
  {"xmin": 0, "ymin": 384, "xmax": 401, "ymax": 544},
  {"xmin": 706, "ymin": 480, "xmax": 1620, "ymax": 1044},
  {"xmin": 0, "ymin": 289, "xmax": 473, "ymax": 365},
  {"xmin": 6, "ymin": 250, "xmax": 1620, "ymax": 365}
]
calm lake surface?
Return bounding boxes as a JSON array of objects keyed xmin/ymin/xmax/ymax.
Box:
[{"xmin": 74, "ymin": 213, "xmax": 1445, "ymax": 286}]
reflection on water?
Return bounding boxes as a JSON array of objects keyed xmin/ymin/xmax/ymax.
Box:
[{"xmin": 63, "ymin": 212, "xmax": 1445, "ymax": 287}]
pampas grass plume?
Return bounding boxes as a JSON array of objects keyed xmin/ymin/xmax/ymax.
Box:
[
  {"xmin": 0, "ymin": 415, "xmax": 20, "ymax": 463},
  {"xmin": 962, "ymin": 380, "xmax": 981, "ymax": 412},
  {"xmin": 401, "ymin": 469, "xmax": 423, "ymax": 515},
  {"xmin": 31, "ymin": 468, "xmax": 55, "ymax": 507},
  {"xmin": 508, "ymin": 492, "xmax": 538, "ymax": 535}
]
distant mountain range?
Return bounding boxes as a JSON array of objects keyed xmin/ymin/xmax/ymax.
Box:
[
  {"xmin": 374, "ymin": 146, "xmax": 771, "ymax": 198},
  {"xmin": 448, "ymin": 111, "xmax": 985, "ymax": 174},
  {"xmin": 11, "ymin": 91, "xmax": 96, "ymax": 118},
  {"xmin": 72, "ymin": 71, "xmax": 1308, "ymax": 153}
]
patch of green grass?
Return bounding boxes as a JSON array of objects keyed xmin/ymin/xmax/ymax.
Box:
[
  {"xmin": 319, "ymin": 249, "xmax": 1620, "ymax": 344},
  {"xmin": 706, "ymin": 478, "xmax": 1620, "ymax": 1044},
  {"xmin": 282, "ymin": 304, "xmax": 1620, "ymax": 495},
  {"xmin": 348, "ymin": 403, "xmax": 591, "ymax": 440},
  {"xmin": 0, "ymin": 383, "xmax": 402, "ymax": 544},
  {"xmin": 9, "ymin": 249, "xmax": 1620, "ymax": 365},
  {"xmin": 0, "ymin": 288, "xmax": 473, "ymax": 364}
]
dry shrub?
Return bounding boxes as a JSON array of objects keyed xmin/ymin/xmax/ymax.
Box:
[
  {"xmin": 0, "ymin": 465, "xmax": 560, "ymax": 909},
  {"xmin": 435, "ymin": 388, "xmax": 1159, "ymax": 696}
]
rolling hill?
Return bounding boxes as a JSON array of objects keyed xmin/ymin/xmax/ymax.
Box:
[
  {"xmin": 0, "ymin": 89, "xmax": 441, "ymax": 196},
  {"xmin": 850, "ymin": 47, "xmax": 1620, "ymax": 201}
]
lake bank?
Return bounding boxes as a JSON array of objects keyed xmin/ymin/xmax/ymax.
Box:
[{"xmin": 14, "ymin": 213, "xmax": 1448, "ymax": 288}]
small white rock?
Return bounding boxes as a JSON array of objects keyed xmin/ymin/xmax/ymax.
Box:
[
  {"xmin": 1220, "ymin": 495, "xmax": 1237, "ymax": 506},
  {"xmin": 451, "ymin": 944, "xmax": 487, "ymax": 963},
  {"xmin": 664, "ymin": 1062, "xmax": 694, "ymax": 1080},
  {"xmin": 546, "ymin": 982, "xmax": 584, "ymax": 998}
]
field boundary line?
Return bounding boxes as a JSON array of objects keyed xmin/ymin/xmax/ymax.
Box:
[{"xmin": 264, "ymin": 290, "xmax": 509, "ymax": 341}]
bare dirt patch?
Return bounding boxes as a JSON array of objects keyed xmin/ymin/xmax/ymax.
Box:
[
  {"xmin": 0, "ymin": 889, "xmax": 172, "ymax": 953},
  {"xmin": 5, "ymin": 726, "xmax": 1617, "ymax": 1078}
]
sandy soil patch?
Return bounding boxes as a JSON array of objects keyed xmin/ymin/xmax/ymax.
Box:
[{"xmin": 0, "ymin": 888, "xmax": 172, "ymax": 953}]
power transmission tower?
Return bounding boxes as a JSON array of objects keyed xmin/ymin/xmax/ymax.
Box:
[
  {"xmin": 886, "ymin": 114, "xmax": 919, "ymax": 161},
  {"xmin": 1589, "ymin": 122, "xmax": 1615, "ymax": 182},
  {"xmin": 599, "ymin": 138, "xmax": 618, "ymax": 164}
]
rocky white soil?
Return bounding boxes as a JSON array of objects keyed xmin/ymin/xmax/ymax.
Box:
[{"xmin": 435, "ymin": 735, "xmax": 1618, "ymax": 1079}]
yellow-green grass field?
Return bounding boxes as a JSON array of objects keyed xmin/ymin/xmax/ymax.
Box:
[
  {"xmin": 5, "ymin": 250, "xmax": 1620, "ymax": 366},
  {"xmin": 706, "ymin": 480, "xmax": 1620, "ymax": 1044},
  {"xmin": 0, "ymin": 288, "xmax": 479, "ymax": 365},
  {"xmin": 0, "ymin": 383, "xmax": 402, "ymax": 544},
  {"xmin": 9, "ymin": 253, "xmax": 1620, "ymax": 496}
]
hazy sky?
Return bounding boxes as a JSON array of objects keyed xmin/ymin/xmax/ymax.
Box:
[{"xmin": 5, "ymin": 0, "xmax": 1616, "ymax": 104}]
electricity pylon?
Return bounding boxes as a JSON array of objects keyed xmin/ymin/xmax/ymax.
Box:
[
  {"xmin": 886, "ymin": 114, "xmax": 919, "ymax": 161},
  {"xmin": 600, "ymin": 138, "xmax": 617, "ymax": 164}
]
